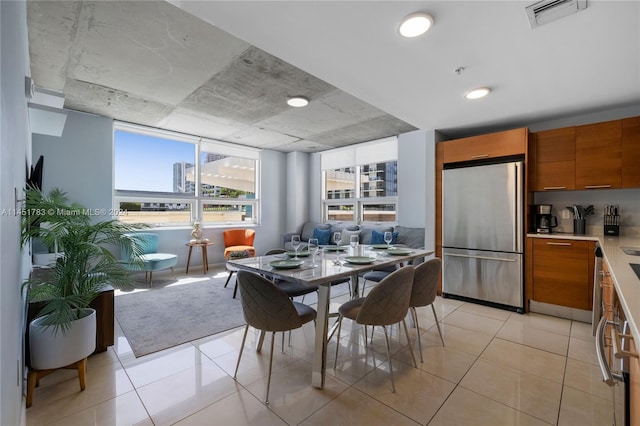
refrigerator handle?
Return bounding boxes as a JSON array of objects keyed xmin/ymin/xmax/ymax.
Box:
[{"xmin": 514, "ymin": 162, "xmax": 522, "ymax": 252}]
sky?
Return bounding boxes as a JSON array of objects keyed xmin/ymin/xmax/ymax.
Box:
[{"xmin": 114, "ymin": 130, "xmax": 195, "ymax": 193}]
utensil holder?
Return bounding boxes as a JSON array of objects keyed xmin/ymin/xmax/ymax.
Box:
[{"xmin": 573, "ymin": 218, "xmax": 586, "ymax": 235}]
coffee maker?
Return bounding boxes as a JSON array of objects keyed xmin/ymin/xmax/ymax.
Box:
[{"xmin": 535, "ymin": 204, "xmax": 558, "ymax": 233}]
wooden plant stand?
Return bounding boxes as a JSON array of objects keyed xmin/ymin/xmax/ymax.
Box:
[{"xmin": 26, "ymin": 357, "xmax": 87, "ymax": 408}]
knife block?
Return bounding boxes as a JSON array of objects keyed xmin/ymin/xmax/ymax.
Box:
[{"xmin": 604, "ymin": 215, "xmax": 619, "ymax": 236}]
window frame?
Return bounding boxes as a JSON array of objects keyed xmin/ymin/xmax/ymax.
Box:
[
  {"xmin": 321, "ymin": 162, "xmax": 398, "ymax": 225},
  {"xmin": 113, "ymin": 122, "xmax": 260, "ymax": 228}
]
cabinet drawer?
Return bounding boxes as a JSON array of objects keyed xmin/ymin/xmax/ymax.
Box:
[
  {"xmin": 534, "ymin": 161, "xmax": 575, "ymax": 191},
  {"xmin": 532, "ymin": 127, "xmax": 576, "ymax": 191},
  {"xmin": 622, "ymin": 116, "xmax": 640, "ymax": 188},
  {"xmin": 443, "ymin": 128, "xmax": 527, "ymax": 163},
  {"xmin": 601, "ymin": 260, "xmax": 614, "ymax": 319},
  {"xmin": 532, "ymin": 239, "xmax": 591, "ymax": 310},
  {"xmin": 575, "ymin": 120, "xmax": 622, "ymax": 189},
  {"xmin": 535, "ymin": 127, "xmax": 576, "ymax": 163}
]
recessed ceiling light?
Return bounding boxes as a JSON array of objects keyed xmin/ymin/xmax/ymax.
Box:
[
  {"xmin": 287, "ymin": 96, "xmax": 309, "ymax": 107},
  {"xmin": 398, "ymin": 12, "xmax": 434, "ymax": 38},
  {"xmin": 464, "ymin": 87, "xmax": 491, "ymax": 100}
]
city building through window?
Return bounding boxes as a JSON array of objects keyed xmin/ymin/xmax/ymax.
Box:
[
  {"xmin": 113, "ymin": 122, "xmax": 259, "ymax": 226},
  {"xmin": 321, "ymin": 137, "xmax": 398, "ymax": 223}
]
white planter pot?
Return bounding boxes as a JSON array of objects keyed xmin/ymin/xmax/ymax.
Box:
[
  {"xmin": 32, "ymin": 252, "xmax": 64, "ymax": 267},
  {"xmin": 29, "ymin": 308, "xmax": 96, "ymax": 370}
]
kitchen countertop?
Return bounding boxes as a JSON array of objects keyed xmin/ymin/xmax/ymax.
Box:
[{"xmin": 528, "ymin": 232, "xmax": 640, "ymax": 345}]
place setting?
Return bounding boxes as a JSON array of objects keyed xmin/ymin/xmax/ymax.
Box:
[
  {"xmin": 330, "ymin": 232, "xmax": 379, "ymax": 266},
  {"xmin": 272, "ymin": 236, "xmax": 323, "ymax": 270},
  {"xmin": 269, "ymin": 259, "xmax": 305, "ymax": 269}
]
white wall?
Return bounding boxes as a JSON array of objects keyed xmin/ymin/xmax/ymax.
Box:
[
  {"xmin": 398, "ymin": 129, "xmax": 436, "ymax": 250},
  {"xmin": 284, "ymin": 151, "xmax": 310, "ymax": 233},
  {"xmin": 1, "ymin": 1, "xmax": 31, "ymax": 423},
  {"xmin": 34, "ymin": 110, "xmax": 113, "ymax": 214},
  {"xmin": 309, "ymin": 152, "xmax": 322, "ymax": 224},
  {"xmin": 32, "ymin": 113, "xmax": 290, "ymax": 269},
  {"xmin": 259, "ymin": 149, "xmax": 287, "ymax": 253}
]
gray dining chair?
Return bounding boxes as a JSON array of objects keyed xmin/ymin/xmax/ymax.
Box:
[
  {"xmin": 360, "ymin": 264, "xmax": 397, "ymax": 297},
  {"xmin": 333, "ymin": 266, "xmax": 416, "ymax": 393},
  {"xmin": 410, "ymin": 258, "xmax": 445, "ymax": 363},
  {"xmin": 264, "ymin": 248, "xmax": 319, "ymax": 352},
  {"xmin": 234, "ymin": 271, "xmax": 316, "ymax": 405},
  {"xmin": 265, "ymin": 248, "xmax": 319, "ymax": 303}
]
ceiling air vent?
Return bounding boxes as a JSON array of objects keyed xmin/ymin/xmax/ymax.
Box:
[{"xmin": 526, "ymin": 0, "xmax": 587, "ymax": 29}]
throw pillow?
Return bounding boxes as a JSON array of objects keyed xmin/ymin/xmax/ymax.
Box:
[
  {"xmin": 394, "ymin": 226, "xmax": 425, "ymax": 249},
  {"xmin": 338, "ymin": 228, "xmax": 361, "ymax": 245},
  {"xmin": 301, "ymin": 222, "xmax": 323, "ymax": 241},
  {"xmin": 312, "ymin": 227, "xmax": 331, "ymax": 245},
  {"xmin": 371, "ymin": 229, "xmax": 398, "ymax": 245}
]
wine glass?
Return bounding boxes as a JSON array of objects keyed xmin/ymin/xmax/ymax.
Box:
[
  {"xmin": 291, "ymin": 235, "xmax": 301, "ymax": 259},
  {"xmin": 350, "ymin": 234, "xmax": 359, "ymax": 255},
  {"xmin": 308, "ymin": 238, "xmax": 319, "ymax": 267},
  {"xmin": 384, "ymin": 231, "xmax": 393, "ymax": 249},
  {"xmin": 333, "ymin": 232, "xmax": 342, "ymax": 263}
]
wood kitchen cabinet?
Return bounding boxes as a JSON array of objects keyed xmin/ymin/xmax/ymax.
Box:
[
  {"xmin": 575, "ymin": 120, "xmax": 622, "ymax": 189},
  {"xmin": 442, "ymin": 127, "xmax": 527, "ymax": 164},
  {"xmin": 531, "ymin": 238, "xmax": 595, "ymax": 310},
  {"xmin": 630, "ymin": 336, "xmax": 640, "ymax": 426},
  {"xmin": 622, "ymin": 116, "xmax": 640, "ymax": 188},
  {"xmin": 604, "ymin": 259, "xmax": 639, "ymax": 426},
  {"xmin": 435, "ymin": 142, "xmax": 444, "ymax": 294},
  {"xmin": 532, "ymin": 127, "xmax": 576, "ymax": 191},
  {"xmin": 601, "ymin": 259, "xmax": 614, "ymax": 320}
]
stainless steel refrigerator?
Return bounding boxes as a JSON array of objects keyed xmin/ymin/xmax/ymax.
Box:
[{"xmin": 442, "ymin": 161, "xmax": 524, "ymax": 312}]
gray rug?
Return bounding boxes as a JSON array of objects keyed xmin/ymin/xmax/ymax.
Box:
[{"xmin": 115, "ymin": 276, "xmax": 245, "ymax": 357}]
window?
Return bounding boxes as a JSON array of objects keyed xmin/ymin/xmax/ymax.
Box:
[
  {"xmin": 321, "ymin": 137, "xmax": 398, "ymax": 224},
  {"xmin": 114, "ymin": 123, "xmax": 259, "ymax": 226}
]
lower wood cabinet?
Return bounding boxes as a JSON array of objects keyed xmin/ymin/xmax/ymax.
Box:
[
  {"xmin": 631, "ymin": 336, "xmax": 640, "ymax": 426},
  {"xmin": 531, "ymin": 238, "xmax": 595, "ymax": 310}
]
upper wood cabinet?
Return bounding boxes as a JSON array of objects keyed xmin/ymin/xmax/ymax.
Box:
[
  {"xmin": 575, "ymin": 120, "xmax": 622, "ymax": 189},
  {"xmin": 442, "ymin": 128, "xmax": 527, "ymax": 164},
  {"xmin": 532, "ymin": 127, "xmax": 576, "ymax": 191},
  {"xmin": 622, "ymin": 116, "xmax": 640, "ymax": 188}
]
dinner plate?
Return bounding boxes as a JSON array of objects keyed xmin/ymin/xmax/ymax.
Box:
[
  {"xmin": 370, "ymin": 244, "xmax": 390, "ymax": 250},
  {"xmin": 269, "ymin": 259, "xmax": 304, "ymax": 269},
  {"xmin": 322, "ymin": 245, "xmax": 348, "ymax": 252},
  {"xmin": 343, "ymin": 256, "xmax": 376, "ymax": 265},
  {"xmin": 286, "ymin": 251, "xmax": 310, "ymax": 257},
  {"xmin": 386, "ymin": 249, "xmax": 413, "ymax": 256}
]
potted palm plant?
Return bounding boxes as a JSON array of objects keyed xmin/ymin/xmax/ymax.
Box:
[{"xmin": 21, "ymin": 186, "xmax": 146, "ymax": 372}]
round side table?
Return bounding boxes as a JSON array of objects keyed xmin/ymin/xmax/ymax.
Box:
[{"xmin": 185, "ymin": 241, "xmax": 214, "ymax": 275}]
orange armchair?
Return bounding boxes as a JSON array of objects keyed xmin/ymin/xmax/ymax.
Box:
[
  {"xmin": 223, "ymin": 229, "xmax": 256, "ymax": 259},
  {"xmin": 223, "ymin": 229, "xmax": 256, "ymax": 298}
]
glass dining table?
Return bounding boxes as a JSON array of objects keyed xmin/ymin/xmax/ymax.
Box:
[{"xmin": 226, "ymin": 245, "xmax": 434, "ymax": 389}]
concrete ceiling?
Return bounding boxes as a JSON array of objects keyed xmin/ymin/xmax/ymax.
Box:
[
  {"xmin": 26, "ymin": 0, "xmax": 416, "ymax": 153},
  {"xmin": 28, "ymin": 1, "xmax": 640, "ymax": 153}
]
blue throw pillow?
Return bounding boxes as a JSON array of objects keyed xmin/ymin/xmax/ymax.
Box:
[
  {"xmin": 371, "ymin": 229, "xmax": 398, "ymax": 245},
  {"xmin": 312, "ymin": 227, "xmax": 331, "ymax": 245}
]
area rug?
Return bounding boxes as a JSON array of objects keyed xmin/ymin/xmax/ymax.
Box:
[{"xmin": 115, "ymin": 276, "xmax": 245, "ymax": 358}]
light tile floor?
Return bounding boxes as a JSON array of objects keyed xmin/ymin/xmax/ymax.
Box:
[{"xmin": 26, "ymin": 267, "xmax": 615, "ymax": 426}]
